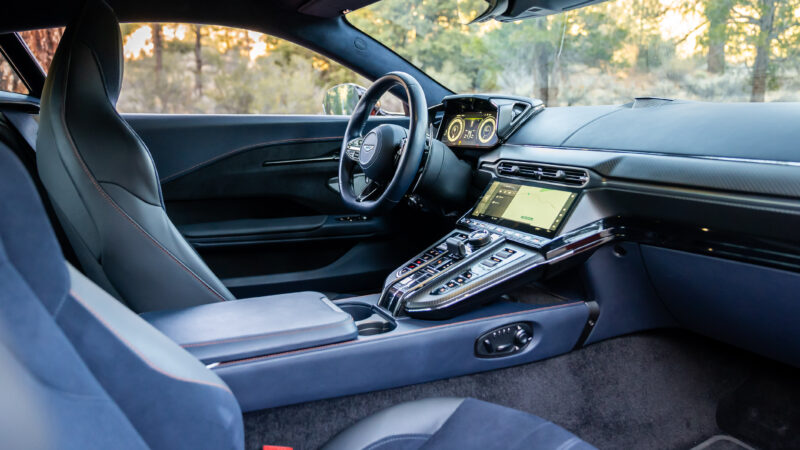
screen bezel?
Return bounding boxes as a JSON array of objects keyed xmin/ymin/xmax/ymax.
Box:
[
  {"xmin": 436, "ymin": 97, "xmax": 500, "ymax": 149},
  {"xmin": 465, "ymin": 180, "xmax": 581, "ymax": 239}
]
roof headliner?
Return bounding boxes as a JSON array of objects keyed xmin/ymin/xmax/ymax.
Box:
[{"xmin": 0, "ymin": 0, "xmax": 379, "ymax": 34}]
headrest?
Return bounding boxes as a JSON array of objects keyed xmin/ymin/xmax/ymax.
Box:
[{"xmin": 54, "ymin": 0, "xmax": 124, "ymax": 104}]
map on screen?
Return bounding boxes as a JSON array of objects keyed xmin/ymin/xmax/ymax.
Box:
[{"xmin": 471, "ymin": 182, "xmax": 577, "ymax": 235}]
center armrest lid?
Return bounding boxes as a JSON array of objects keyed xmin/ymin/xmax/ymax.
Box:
[{"xmin": 141, "ymin": 292, "xmax": 358, "ymax": 363}]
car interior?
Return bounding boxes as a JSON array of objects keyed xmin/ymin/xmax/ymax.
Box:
[{"xmin": 1, "ymin": 0, "xmax": 799, "ymax": 449}]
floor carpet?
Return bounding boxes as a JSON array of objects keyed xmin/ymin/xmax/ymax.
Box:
[{"xmin": 244, "ymin": 329, "xmax": 762, "ymax": 449}]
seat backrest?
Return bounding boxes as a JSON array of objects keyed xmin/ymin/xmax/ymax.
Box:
[
  {"xmin": 36, "ymin": 0, "xmax": 234, "ymax": 312},
  {"xmin": 0, "ymin": 140, "xmax": 243, "ymax": 449}
]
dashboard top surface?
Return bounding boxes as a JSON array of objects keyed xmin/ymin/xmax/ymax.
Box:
[{"xmin": 505, "ymin": 100, "xmax": 800, "ymax": 163}]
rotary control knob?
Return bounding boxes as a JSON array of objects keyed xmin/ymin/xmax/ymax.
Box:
[
  {"xmin": 514, "ymin": 328, "xmax": 532, "ymax": 347},
  {"xmin": 468, "ymin": 229, "xmax": 492, "ymax": 248}
]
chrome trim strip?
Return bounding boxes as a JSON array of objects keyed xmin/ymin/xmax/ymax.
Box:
[
  {"xmin": 490, "ymin": 159, "xmax": 590, "ymax": 187},
  {"xmin": 504, "ymin": 144, "xmax": 800, "ymax": 168},
  {"xmin": 262, "ymin": 154, "xmax": 339, "ymax": 167}
]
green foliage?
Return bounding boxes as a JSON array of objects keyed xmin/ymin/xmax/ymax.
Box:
[
  {"xmin": 117, "ymin": 24, "xmax": 368, "ymax": 114},
  {"xmin": 350, "ymin": 0, "xmax": 800, "ymax": 104},
  {"xmin": 115, "ymin": 0, "xmax": 800, "ymax": 112}
]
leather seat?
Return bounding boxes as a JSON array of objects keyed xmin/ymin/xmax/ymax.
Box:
[
  {"xmin": 1, "ymin": 141, "xmax": 242, "ymax": 449},
  {"xmin": 3, "ymin": 134, "xmax": 595, "ymax": 450},
  {"xmin": 323, "ymin": 397, "xmax": 594, "ymax": 450},
  {"xmin": 36, "ymin": 0, "xmax": 234, "ymax": 312}
]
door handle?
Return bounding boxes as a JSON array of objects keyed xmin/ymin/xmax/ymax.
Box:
[{"xmin": 263, "ymin": 152, "xmax": 339, "ymax": 167}]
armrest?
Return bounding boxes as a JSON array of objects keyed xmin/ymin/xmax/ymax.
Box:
[{"xmin": 141, "ymin": 292, "xmax": 358, "ymax": 364}]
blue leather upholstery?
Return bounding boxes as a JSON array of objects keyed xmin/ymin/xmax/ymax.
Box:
[
  {"xmin": 2, "ymin": 74, "xmax": 594, "ymax": 449},
  {"xmin": 0, "ymin": 143, "xmax": 243, "ymax": 449},
  {"xmin": 141, "ymin": 292, "xmax": 358, "ymax": 363},
  {"xmin": 323, "ymin": 398, "xmax": 596, "ymax": 450},
  {"xmin": 2, "ymin": 135, "xmax": 596, "ymax": 449}
]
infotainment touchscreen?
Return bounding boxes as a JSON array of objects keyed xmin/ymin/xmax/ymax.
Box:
[{"xmin": 469, "ymin": 181, "xmax": 578, "ymax": 238}]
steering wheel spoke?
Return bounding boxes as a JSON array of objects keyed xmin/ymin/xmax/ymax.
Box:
[
  {"xmin": 337, "ymin": 72, "xmax": 427, "ymax": 215},
  {"xmin": 356, "ymin": 180, "xmax": 381, "ymax": 202},
  {"xmin": 345, "ymin": 137, "xmax": 363, "ymax": 162}
]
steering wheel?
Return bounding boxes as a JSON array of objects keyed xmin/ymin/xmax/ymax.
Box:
[{"xmin": 338, "ymin": 72, "xmax": 428, "ymax": 215}]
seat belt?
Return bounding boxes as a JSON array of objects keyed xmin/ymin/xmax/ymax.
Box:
[{"xmin": 3, "ymin": 110, "xmax": 39, "ymax": 151}]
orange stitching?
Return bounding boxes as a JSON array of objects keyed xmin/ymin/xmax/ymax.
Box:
[
  {"xmin": 68, "ymin": 290, "xmax": 233, "ymax": 394},
  {"xmin": 160, "ymin": 135, "xmax": 344, "ymax": 182},
  {"xmin": 59, "ymin": 102, "xmax": 228, "ymax": 302},
  {"xmin": 218, "ymin": 302, "xmax": 584, "ymax": 367}
]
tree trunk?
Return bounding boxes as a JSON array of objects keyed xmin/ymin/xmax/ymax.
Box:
[
  {"xmin": 707, "ymin": 43, "xmax": 725, "ymax": 73},
  {"xmin": 750, "ymin": 0, "xmax": 776, "ymax": 102},
  {"xmin": 705, "ymin": 0, "xmax": 730, "ymax": 74},
  {"xmin": 152, "ymin": 24, "xmax": 163, "ymax": 83},
  {"xmin": 194, "ymin": 25, "xmax": 203, "ymax": 97},
  {"xmin": 533, "ymin": 20, "xmax": 555, "ymax": 105}
]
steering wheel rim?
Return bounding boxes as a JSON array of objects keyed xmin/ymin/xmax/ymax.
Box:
[{"xmin": 338, "ymin": 72, "xmax": 428, "ymax": 215}]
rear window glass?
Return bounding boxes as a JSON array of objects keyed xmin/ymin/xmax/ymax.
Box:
[
  {"xmin": 0, "ymin": 52, "xmax": 27, "ymax": 94},
  {"xmin": 19, "ymin": 28, "xmax": 64, "ymax": 73}
]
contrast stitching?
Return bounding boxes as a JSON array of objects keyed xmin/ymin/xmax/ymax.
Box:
[
  {"xmin": 97, "ymin": 180, "xmax": 161, "ymax": 207},
  {"xmin": 69, "ymin": 289, "xmax": 233, "ymax": 394},
  {"xmin": 556, "ymin": 436, "xmax": 583, "ymax": 450},
  {"xmin": 180, "ymin": 316, "xmax": 351, "ymax": 348},
  {"xmin": 218, "ymin": 302, "xmax": 583, "ymax": 367},
  {"xmin": 58, "ymin": 45, "xmax": 228, "ymax": 302},
  {"xmin": 364, "ymin": 434, "xmax": 429, "ymax": 450},
  {"xmin": 160, "ymin": 135, "xmax": 343, "ymax": 182}
]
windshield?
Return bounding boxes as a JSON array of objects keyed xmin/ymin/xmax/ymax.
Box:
[{"xmin": 348, "ymin": 0, "xmax": 800, "ymax": 105}]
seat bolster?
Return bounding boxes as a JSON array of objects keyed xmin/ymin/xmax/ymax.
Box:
[
  {"xmin": 57, "ymin": 265, "xmax": 244, "ymax": 450},
  {"xmin": 420, "ymin": 399, "xmax": 596, "ymax": 450},
  {"xmin": 321, "ymin": 398, "xmax": 465, "ymax": 450},
  {"xmin": 323, "ymin": 398, "xmax": 596, "ymax": 450}
]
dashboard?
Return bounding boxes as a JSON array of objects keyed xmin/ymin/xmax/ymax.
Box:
[
  {"xmin": 428, "ymin": 93, "xmax": 800, "ymax": 249},
  {"xmin": 410, "ymin": 91, "xmax": 800, "ymax": 367}
]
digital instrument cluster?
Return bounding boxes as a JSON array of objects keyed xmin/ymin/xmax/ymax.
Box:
[
  {"xmin": 442, "ymin": 112, "xmax": 498, "ymax": 148},
  {"xmin": 434, "ymin": 94, "xmax": 542, "ymax": 150}
]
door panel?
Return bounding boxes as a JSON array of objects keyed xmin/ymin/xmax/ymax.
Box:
[
  {"xmin": 127, "ymin": 114, "xmax": 408, "ymax": 182},
  {"xmin": 125, "ymin": 114, "xmax": 429, "ymax": 297}
]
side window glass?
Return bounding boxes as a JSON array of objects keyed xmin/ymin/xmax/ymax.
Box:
[{"xmin": 117, "ymin": 23, "xmax": 392, "ymax": 115}]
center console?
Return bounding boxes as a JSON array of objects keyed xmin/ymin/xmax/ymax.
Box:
[
  {"xmin": 381, "ymin": 178, "xmax": 610, "ymax": 319},
  {"xmin": 152, "ymin": 168, "xmax": 624, "ymax": 412}
]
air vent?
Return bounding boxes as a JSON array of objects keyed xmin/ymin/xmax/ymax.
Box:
[{"xmin": 496, "ymin": 161, "xmax": 589, "ymax": 186}]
